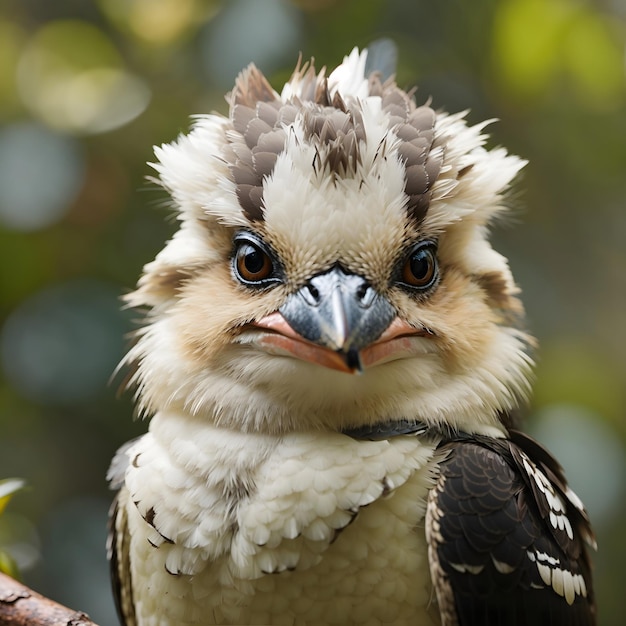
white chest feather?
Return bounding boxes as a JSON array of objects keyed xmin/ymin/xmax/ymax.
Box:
[{"xmin": 119, "ymin": 411, "xmax": 442, "ymax": 625}]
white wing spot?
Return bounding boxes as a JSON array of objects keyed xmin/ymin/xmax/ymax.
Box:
[
  {"xmin": 491, "ymin": 556, "xmax": 515, "ymax": 574},
  {"xmin": 529, "ymin": 550, "xmax": 587, "ymax": 603},
  {"xmin": 551, "ymin": 567, "xmax": 565, "ymax": 597},
  {"xmin": 449, "ymin": 562, "xmax": 484, "ymax": 575},
  {"xmin": 521, "ymin": 451, "xmax": 574, "ymax": 540},
  {"xmin": 537, "ymin": 562, "xmax": 552, "ymax": 586}
]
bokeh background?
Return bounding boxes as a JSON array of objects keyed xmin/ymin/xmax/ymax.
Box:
[{"xmin": 0, "ymin": 0, "xmax": 624, "ymax": 624}]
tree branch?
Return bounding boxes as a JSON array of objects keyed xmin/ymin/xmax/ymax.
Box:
[{"xmin": 0, "ymin": 572, "xmax": 99, "ymax": 626}]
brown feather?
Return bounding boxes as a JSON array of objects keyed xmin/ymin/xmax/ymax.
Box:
[{"xmin": 229, "ymin": 63, "xmax": 279, "ymax": 109}]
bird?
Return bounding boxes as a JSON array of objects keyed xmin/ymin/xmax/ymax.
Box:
[{"xmin": 107, "ymin": 46, "xmax": 596, "ymax": 626}]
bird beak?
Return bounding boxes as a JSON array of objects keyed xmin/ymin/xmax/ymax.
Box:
[{"xmin": 252, "ymin": 266, "xmax": 424, "ymax": 373}]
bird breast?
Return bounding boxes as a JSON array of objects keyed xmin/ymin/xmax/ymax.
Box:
[{"xmin": 122, "ymin": 411, "xmax": 443, "ymax": 625}]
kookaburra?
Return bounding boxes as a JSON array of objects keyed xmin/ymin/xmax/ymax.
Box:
[{"xmin": 108, "ymin": 47, "xmax": 596, "ymax": 626}]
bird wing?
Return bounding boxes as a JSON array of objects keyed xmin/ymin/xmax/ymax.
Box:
[
  {"xmin": 107, "ymin": 492, "xmax": 136, "ymax": 626},
  {"xmin": 426, "ymin": 432, "xmax": 596, "ymax": 626},
  {"xmin": 107, "ymin": 440, "xmax": 140, "ymax": 626}
]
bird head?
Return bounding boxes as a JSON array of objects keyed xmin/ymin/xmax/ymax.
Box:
[{"xmin": 124, "ymin": 48, "xmax": 533, "ymax": 436}]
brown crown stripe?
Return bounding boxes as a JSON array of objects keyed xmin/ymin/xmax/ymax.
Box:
[{"xmin": 224, "ymin": 61, "xmax": 444, "ymax": 223}]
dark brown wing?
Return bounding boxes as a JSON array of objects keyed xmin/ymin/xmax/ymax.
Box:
[
  {"xmin": 426, "ymin": 434, "xmax": 596, "ymax": 626},
  {"xmin": 107, "ymin": 440, "xmax": 140, "ymax": 626},
  {"xmin": 107, "ymin": 493, "xmax": 135, "ymax": 626}
]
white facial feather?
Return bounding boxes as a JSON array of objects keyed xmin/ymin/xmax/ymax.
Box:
[{"xmin": 262, "ymin": 117, "xmax": 409, "ymax": 287}]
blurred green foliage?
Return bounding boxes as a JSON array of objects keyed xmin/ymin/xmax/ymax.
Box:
[
  {"xmin": 0, "ymin": 478, "xmax": 26, "ymax": 579},
  {"xmin": 0, "ymin": 0, "xmax": 624, "ymax": 624}
]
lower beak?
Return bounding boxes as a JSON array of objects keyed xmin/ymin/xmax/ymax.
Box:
[{"xmin": 252, "ymin": 266, "xmax": 423, "ymax": 373}]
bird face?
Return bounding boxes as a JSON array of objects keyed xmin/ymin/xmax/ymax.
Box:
[{"xmin": 125, "ymin": 50, "xmax": 533, "ymax": 435}]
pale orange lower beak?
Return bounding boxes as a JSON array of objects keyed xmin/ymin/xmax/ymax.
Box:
[{"xmin": 253, "ymin": 312, "xmax": 429, "ymax": 374}]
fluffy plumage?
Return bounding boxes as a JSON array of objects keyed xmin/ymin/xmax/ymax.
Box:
[{"xmin": 109, "ymin": 47, "xmax": 595, "ymax": 626}]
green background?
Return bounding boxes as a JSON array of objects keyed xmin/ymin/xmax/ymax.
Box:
[{"xmin": 0, "ymin": 0, "xmax": 624, "ymax": 624}]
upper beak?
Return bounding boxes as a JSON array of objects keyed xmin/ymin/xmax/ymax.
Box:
[{"xmin": 252, "ymin": 266, "xmax": 423, "ymax": 373}]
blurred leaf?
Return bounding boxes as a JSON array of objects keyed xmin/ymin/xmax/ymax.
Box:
[
  {"xmin": 0, "ymin": 478, "xmax": 26, "ymax": 577},
  {"xmin": 0, "ymin": 478, "xmax": 26, "ymax": 516},
  {"xmin": 0, "ymin": 549, "xmax": 20, "ymax": 578}
]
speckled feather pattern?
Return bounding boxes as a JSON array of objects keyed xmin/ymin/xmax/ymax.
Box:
[{"xmin": 117, "ymin": 414, "xmax": 443, "ymax": 625}]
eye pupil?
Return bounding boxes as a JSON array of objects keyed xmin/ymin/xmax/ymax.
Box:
[
  {"xmin": 234, "ymin": 238, "xmax": 276, "ymax": 285},
  {"xmin": 410, "ymin": 251, "xmax": 430, "ymax": 280},
  {"xmin": 242, "ymin": 246, "xmax": 266, "ymax": 275},
  {"xmin": 401, "ymin": 243, "xmax": 438, "ymax": 289}
]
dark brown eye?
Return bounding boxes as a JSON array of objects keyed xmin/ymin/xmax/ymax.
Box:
[
  {"xmin": 233, "ymin": 236, "xmax": 279, "ymax": 286},
  {"xmin": 400, "ymin": 243, "xmax": 438, "ymax": 290}
]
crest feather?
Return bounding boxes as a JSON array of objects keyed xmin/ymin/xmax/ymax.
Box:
[{"xmin": 228, "ymin": 63, "xmax": 280, "ymax": 110}]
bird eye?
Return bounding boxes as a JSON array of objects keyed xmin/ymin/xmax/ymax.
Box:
[
  {"xmin": 399, "ymin": 242, "xmax": 438, "ymax": 290},
  {"xmin": 233, "ymin": 236, "xmax": 277, "ymax": 286}
]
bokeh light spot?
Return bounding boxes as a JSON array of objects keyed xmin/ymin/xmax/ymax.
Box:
[
  {"xmin": 16, "ymin": 20, "xmax": 150, "ymax": 134},
  {"xmin": 492, "ymin": 0, "xmax": 566, "ymax": 99},
  {"xmin": 98, "ymin": 0, "xmax": 217, "ymax": 45},
  {"xmin": 202, "ymin": 0, "xmax": 302, "ymax": 87},
  {"xmin": 564, "ymin": 14, "xmax": 625, "ymax": 110},
  {"xmin": 1, "ymin": 281, "xmax": 128, "ymax": 405},
  {"xmin": 0, "ymin": 123, "xmax": 84, "ymax": 232},
  {"xmin": 492, "ymin": 0, "xmax": 625, "ymax": 109}
]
